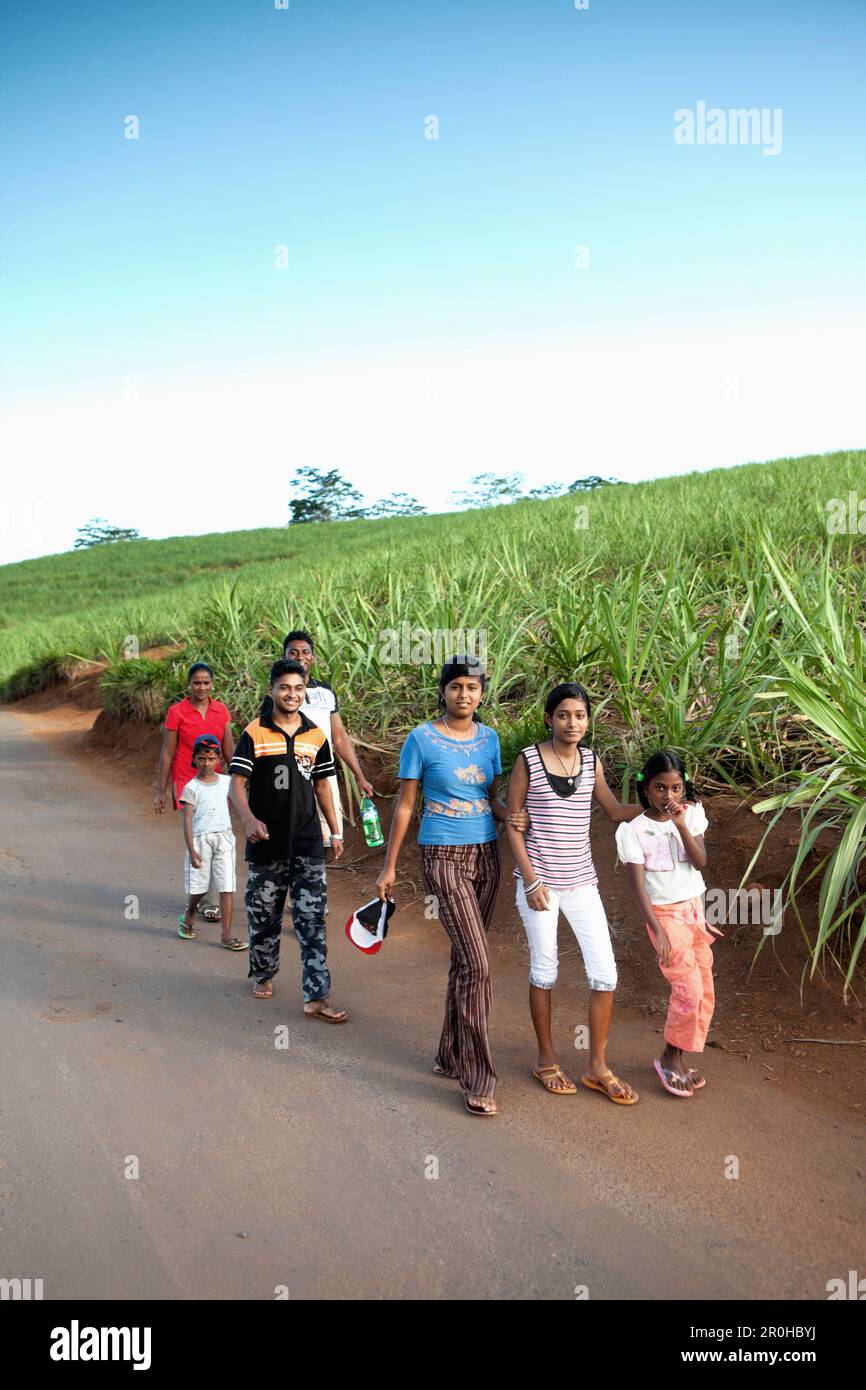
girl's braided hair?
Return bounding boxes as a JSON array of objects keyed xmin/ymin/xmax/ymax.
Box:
[{"xmin": 635, "ymin": 749, "xmax": 698, "ymax": 810}]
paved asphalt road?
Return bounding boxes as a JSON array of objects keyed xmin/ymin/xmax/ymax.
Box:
[{"xmin": 0, "ymin": 707, "xmax": 862, "ymax": 1299}]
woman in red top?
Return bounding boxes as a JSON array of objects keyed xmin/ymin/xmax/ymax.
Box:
[{"xmin": 154, "ymin": 662, "xmax": 235, "ymax": 920}]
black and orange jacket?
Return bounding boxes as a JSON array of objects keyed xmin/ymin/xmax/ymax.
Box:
[{"xmin": 229, "ymin": 710, "xmax": 335, "ymax": 863}]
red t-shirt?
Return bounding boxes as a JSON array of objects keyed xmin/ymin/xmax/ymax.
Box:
[{"xmin": 164, "ymin": 697, "xmax": 232, "ymax": 806}]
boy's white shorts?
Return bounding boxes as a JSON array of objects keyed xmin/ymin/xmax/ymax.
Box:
[{"xmin": 184, "ymin": 831, "xmax": 237, "ymax": 895}]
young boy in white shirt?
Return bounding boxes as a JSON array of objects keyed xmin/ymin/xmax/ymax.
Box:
[{"xmin": 177, "ymin": 734, "xmax": 246, "ymax": 950}]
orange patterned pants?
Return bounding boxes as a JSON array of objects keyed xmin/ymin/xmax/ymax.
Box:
[{"xmin": 647, "ymin": 896, "xmax": 715, "ymax": 1052}]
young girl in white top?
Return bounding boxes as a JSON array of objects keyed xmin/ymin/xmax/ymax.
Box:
[{"xmin": 615, "ymin": 750, "xmax": 722, "ymax": 1097}]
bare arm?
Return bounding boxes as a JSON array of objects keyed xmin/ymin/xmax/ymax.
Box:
[
  {"xmin": 593, "ymin": 758, "xmax": 642, "ymax": 823},
  {"xmin": 375, "ymin": 779, "xmax": 419, "ymax": 899},
  {"xmin": 505, "ymin": 757, "xmax": 535, "ymax": 878},
  {"xmin": 314, "ymin": 778, "xmax": 344, "ymax": 859},
  {"xmin": 229, "ymin": 774, "xmax": 270, "ymax": 843},
  {"xmin": 221, "ymin": 722, "xmax": 235, "ymax": 765},
  {"xmin": 666, "ymin": 801, "xmax": 707, "ymax": 869},
  {"xmin": 625, "ymin": 862, "xmax": 672, "ymax": 965},
  {"xmin": 154, "ymin": 728, "xmax": 178, "ymax": 813},
  {"xmin": 679, "ymin": 828, "xmax": 706, "ymax": 870},
  {"xmin": 505, "ymin": 756, "xmax": 550, "ymax": 911},
  {"xmin": 330, "ymin": 713, "xmax": 373, "ymax": 795},
  {"xmin": 487, "ymin": 774, "xmax": 508, "ymax": 824},
  {"xmin": 182, "ymin": 801, "xmax": 201, "ymax": 865}
]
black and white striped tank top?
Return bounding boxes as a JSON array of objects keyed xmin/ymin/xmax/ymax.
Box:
[{"xmin": 513, "ymin": 744, "xmax": 597, "ymax": 891}]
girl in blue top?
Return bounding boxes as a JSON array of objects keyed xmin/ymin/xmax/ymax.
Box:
[{"xmin": 377, "ymin": 655, "xmax": 507, "ymax": 1116}]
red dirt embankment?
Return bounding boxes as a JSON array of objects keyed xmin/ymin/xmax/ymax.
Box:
[{"xmin": 9, "ymin": 662, "xmax": 865, "ymax": 1118}]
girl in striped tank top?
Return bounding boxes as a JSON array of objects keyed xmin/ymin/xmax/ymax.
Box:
[{"xmin": 506, "ymin": 682, "xmax": 642, "ymax": 1103}]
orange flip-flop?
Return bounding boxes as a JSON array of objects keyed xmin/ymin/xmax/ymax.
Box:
[
  {"xmin": 532, "ymin": 1064, "xmax": 578, "ymax": 1095},
  {"xmin": 581, "ymin": 1071, "xmax": 639, "ymax": 1105}
]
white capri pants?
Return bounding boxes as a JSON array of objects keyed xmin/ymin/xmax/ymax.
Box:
[
  {"xmin": 515, "ymin": 880, "xmax": 617, "ymax": 992},
  {"xmin": 184, "ymin": 831, "xmax": 237, "ymax": 895}
]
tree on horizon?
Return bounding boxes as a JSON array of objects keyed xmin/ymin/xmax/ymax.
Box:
[
  {"xmin": 567, "ymin": 476, "xmax": 620, "ymax": 491},
  {"xmin": 450, "ymin": 472, "xmax": 525, "ymax": 508},
  {"xmin": 287, "ymin": 467, "xmax": 366, "ymax": 524},
  {"xmin": 75, "ymin": 518, "xmax": 143, "ymax": 548},
  {"xmin": 364, "ymin": 492, "xmax": 426, "ymax": 518}
]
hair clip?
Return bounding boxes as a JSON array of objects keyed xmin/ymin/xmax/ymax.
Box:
[{"xmin": 635, "ymin": 772, "xmax": 644, "ymax": 782}]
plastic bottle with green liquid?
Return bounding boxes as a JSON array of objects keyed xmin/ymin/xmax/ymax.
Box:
[{"xmin": 359, "ymin": 795, "xmax": 384, "ymax": 848}]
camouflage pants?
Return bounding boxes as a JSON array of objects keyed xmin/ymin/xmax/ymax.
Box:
[{"xmin": 245, "ymin": 857, "xmax": 329, "ymax": 1001}]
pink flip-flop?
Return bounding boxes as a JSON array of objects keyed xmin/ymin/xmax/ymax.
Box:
[{"xmin": 653, "ymin": 1059, "xmax": 693, "ymax": 1097}]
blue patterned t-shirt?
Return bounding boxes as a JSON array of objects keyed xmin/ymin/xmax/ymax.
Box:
[{"xmin": 398, "ymin": 721, "xmax": 502, "ymax": 845}]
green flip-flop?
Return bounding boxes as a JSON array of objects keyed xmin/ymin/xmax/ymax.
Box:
[{"xmin": 177, "ymin": 915, "xmax": 197, "ymax": 939}]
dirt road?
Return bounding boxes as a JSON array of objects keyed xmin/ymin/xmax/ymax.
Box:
[{"xmin": 0, "ymin": 705, "xmax": 862, "ymax": 1300}]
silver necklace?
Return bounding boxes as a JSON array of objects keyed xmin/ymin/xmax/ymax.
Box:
[
  {"xmin": 551, "ymin": 740, "xmax": 580, "ymax": 785},
  {"xmin": 443, "ymin": 713, "xmax": 475, "ymax": 755}
]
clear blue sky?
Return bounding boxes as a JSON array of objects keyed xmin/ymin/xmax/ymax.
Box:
[{"xmin": 2, "ymin": 0, "xmax": 864, "ymax": 560}]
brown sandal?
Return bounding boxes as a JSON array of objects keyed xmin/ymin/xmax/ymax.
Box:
[
  {"xmin": 532, "ymin": 1064, "xmax": 577, "ymax": 1095},
  {"xmin": 581, "ymin": 1070, "xmax": 639, "ymax": 1105},
  {"xmin": 463, "ymin": 1092, "xmax": 497, "ymax": 1116},
  {"xmin": 303, "ymin": 999, "xmax": 348, "ymax": 1024},
  {"xmin": 252, "ymin": 980, "xmax": 273, "ymax": 999}
]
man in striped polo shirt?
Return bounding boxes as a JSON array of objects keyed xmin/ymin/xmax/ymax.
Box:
[{"xmin": 230, "ymin": 660, "xmax": 348, "ymax": 1019}]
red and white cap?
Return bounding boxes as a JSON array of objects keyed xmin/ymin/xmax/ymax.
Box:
[{"xmin": 345, "ymin": 897, "xmax": 395, "ymax": 954}]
